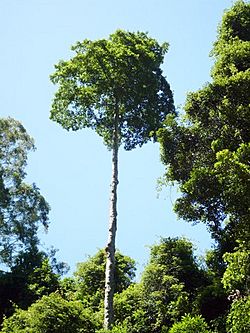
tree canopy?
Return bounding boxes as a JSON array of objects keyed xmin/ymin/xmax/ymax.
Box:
[
  {"xmin": 157, "ymin": 0, "xmax": 250, "ymax": 243},
  {"xmin": 50, "ymin": 29, "xmax": 175, "ymax": 150}
]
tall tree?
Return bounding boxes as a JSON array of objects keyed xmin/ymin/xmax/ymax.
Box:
[
  {"xmin": 157, "ymin": 0, "xmax": 250, "ymax": 244},
  {"xmin": 50, "ymin": 30, "xmax": 175, "ymax": 328}
]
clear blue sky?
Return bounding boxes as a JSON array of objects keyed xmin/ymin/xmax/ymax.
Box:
[{"xmin": 0, "ymin": 0, "xmax": 234, "ymax": 277}]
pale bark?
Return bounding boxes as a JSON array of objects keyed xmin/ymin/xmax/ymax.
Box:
[{"xmin": 104, "ymin": 108, "xmax": 119, "ymax": 329}]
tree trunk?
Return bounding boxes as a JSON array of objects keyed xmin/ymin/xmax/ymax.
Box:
[{"xmin": 104, "ymin": 108, "xmax": 119, "ymax": 329}]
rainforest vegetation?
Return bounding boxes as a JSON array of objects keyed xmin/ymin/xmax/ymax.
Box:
[{"xmin": 0, "ymin": 1, "xmax": 249, "ymax": 332}]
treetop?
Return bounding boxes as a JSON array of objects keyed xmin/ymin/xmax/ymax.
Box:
[{"xmin": 50, "ymin": 29, "xmax": 175, "ymax": 150}]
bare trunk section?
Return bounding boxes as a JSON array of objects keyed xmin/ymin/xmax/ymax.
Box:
[{"xmin": 104, "ymin": 108, "xmax": 119, "ymax": 329}]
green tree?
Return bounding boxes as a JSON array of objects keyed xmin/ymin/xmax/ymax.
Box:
[
  {"xmin": 138, "ymin": 237, "xmax": 204, "ymax": 331},
  {"xmin": 0, "ymin": 239, "xmax": 63, "ymax": 323},
  {"xmin": 114, "ymin": 283, "xmax": 148, "ymax": 332},
  {"xmin": 113, "ymin": 237, "xmax": 206, "ymax": 333},
  {"xmin": 50, "ymin": 29, "xmax": 175, "ymax": 328},
  {"xmin": 74, "ymin": 249, "xmax": 135, "ymax": 310},
  {"xmin": 145, "ymin": 237, "xmax": 206, "ymax": 294},
  {"xmin": 97, "ymin": 324, "xmax": 128, "ymax": 333},
  {"xmin": 0, "ymin": 293, "xmax": 97, "ymax": 333},
  {"xmin": 226, "ymin": 296, "xmax": 250, "ymax": 333},
  {"xmin": 0, "ymin": 118, "xmax": 62, "ymax": 324},
  {"xmin": 222, "ymin": 242, "xmax": 250, "ymax": 296},
  {"xmin": 157, "ymin": 0, "xmax": 250, "ymax": 243},
  {"xmin": 191, "ymin": 249, "xmax": 229, "ymax": 329},
  {"xmin": 2, "ymin": 249, "xmax": 60, "ymax": 306},
  {"xmin": 0, "ymin": 117, "xmax": 50, "ymax": 266},
  {"xmin": 157, "ymin": 4, "xmax": 250, "ymax": 327}
]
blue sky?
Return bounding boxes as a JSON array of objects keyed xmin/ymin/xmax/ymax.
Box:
[{"xmin": 0, "ymin": 0, "xmax": 234, "ymax": 276}]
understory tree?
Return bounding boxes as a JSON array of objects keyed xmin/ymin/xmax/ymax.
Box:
[{"xmin": 50, "ymin": 29, "xmax": 175, "ymax": 328}]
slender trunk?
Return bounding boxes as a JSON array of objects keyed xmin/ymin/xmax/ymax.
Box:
[{"xmin": 104, "ymin": 108, "xmax": 119, "ymax": 329}]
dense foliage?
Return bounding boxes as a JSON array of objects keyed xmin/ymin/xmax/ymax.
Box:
[
  {"xmin": 74, "ymin": 249, "xmax": 136, "ymax": 309},
  {"xmin": 0, "ymin": 1, "xmax": 249, "ymax": 332},
  {"xmin": 50, "ymin": 29, "xmax": 175, "ymax": 150},
  {"xmin": 168, "ymin": 314, "xmax": 212, "ymax": 333},
  {"xmin": 156, "ymin": 1, "xmax": 250, "ymax": 332},
  {"xmin": 1, "ymin": 293, "xmax": 97, "ymax": 333},
  {"xmin": 226, "ymin": 296, "xmax": 250, "ymax": 333},
  {"xmin": 158, "ymin": 0, "xmax": 250, "ymax": 244}
]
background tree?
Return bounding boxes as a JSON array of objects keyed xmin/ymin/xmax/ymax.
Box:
[
  {"xmin": 0, "ymin": 249, "xmax": 60, "ymax": 317},
  {"xmin": 145, "ymin": 237, "xmax": 206, "ymax": 295},
  {"xmin": 157, "ymin": 0, "xmax": 250, "ymax": 244},
  {"xmin": 0, "ymin": 118, "xmax": 61, "ymax": 324},
  {"xmin": 74, "ymin": 249, "xmax": 135, "ymax": 311},
  {"xmin": 157, "ymin": 2, "xmax": 250, "ymax": 331},
  {"xmin": 113, "ymin": 237, "xmax": 207, "ymax": 333},
  {"xmin": 50, "ymin": 29, "xmax": 175, "ymax": 328},
  {"xmin": 0, "ymin": 118, "xmax": 50, "ymax": 266},
  {"xmin": 0, "ymin": 292, "xmax": 97, "ymax": 333},
  {"xmin": 0, "ymin": 248, "xmax": 135, "ymax": 333},
  {"xmin": 1, "ymin": 236, "xmax": 236, "ymax": 333}
]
